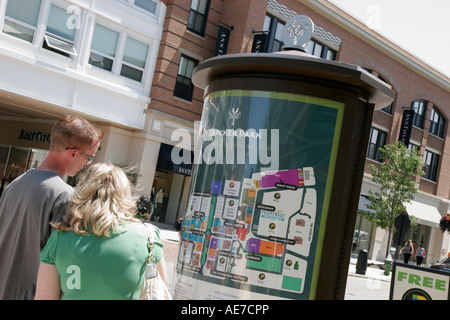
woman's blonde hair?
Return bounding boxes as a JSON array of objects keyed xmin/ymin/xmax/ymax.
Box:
[{"xmin": 54, "ymin": 163, "xmax": 138, "ymax": 236}]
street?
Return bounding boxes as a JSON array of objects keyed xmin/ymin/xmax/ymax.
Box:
[{"xmin": 345, "ymin": 274, "xmax": 391, "ymax": 300}]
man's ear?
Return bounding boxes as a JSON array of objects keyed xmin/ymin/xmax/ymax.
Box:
[{"xmin": 67, "ymin": 148, "xmax": 77, "ymax": 159}]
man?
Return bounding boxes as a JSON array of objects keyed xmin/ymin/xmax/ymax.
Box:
[{"xmin": 0, "ymin": 115, "xmax": 103, "ymax": 299}]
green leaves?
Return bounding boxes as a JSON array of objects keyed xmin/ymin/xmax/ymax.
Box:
[{"xmin": 363, "ymin": 141, "xmax": 424, "ymax": 254}]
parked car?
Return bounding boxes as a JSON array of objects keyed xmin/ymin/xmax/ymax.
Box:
[{"xmin": 429, "ymin": 257, "xmax": 450, "ymax": 272}]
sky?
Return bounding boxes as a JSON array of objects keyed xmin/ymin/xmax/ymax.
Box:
[{"xmin": 328, "ymin": 0, "xmax": 450, "ymax": 78}]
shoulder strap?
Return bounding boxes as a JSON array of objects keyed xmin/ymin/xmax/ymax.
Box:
[
  {"xmin": 144, "ymin": 223, "xmax": 155, "ymax": 243},
  {"xmin": 143, "ymin": 223, "xmax": 156, "ymax": 264}
]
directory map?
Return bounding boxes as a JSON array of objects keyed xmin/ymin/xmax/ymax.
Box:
[
  {"xmin": 173, "ymin": 89, "xmax": 343, "ymax": 300},
  {"xmin": 176, "ymin": 167, "xmax": 318, "ymax": 299}
]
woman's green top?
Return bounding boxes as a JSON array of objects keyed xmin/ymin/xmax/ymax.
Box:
[{"xmin": 40, "ymin": 222, "xmax": 163, "ymax": 300}]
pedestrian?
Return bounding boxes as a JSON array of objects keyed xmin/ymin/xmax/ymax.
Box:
[
  {"xmin": 399, "ymin": 240, "xmax": 414, "ymax": 264},
  {"xmin": 0, "ymin": 115, "xmax": 102, "ymax": 300},
  {"xmin": 415, "ymin": 244, "xmax": 426, "ymax": 266},
  {"xmin": 34, "ymin": 163, "xmax": 168, "ymax": 300}
]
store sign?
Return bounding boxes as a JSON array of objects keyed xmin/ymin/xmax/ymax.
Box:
[
  {"xmin": 214, "ymin": 25, "xmax": 231, "ymax": 56},
  {"xmin": 251, "ymin": 33, "xmax": 268, "ymax": 53},
  {"xmin": 390, "ymin": 263, "xmax": 450, "ymax": 300},
  {"xmin": 18, "ymin": 129, "xmax": 51, "ymax": 143},
  {"xmin": 173, "ymin": 90, "xmax": 344, "ymax": 300},
  {"xmin": 398, "ymin": 109, "xmax": 414, "ymax": 146}
]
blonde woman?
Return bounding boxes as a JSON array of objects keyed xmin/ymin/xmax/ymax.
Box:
[
  {"xmin": 34, "ymin": 163, "xmax": 168, "ymax": 300},
  {"xmin": 399, "ymin": 240, "xmax": 414, "ymax": 264}
]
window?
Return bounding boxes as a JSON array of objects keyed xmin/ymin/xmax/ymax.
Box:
[
  {"xmin": 187, "ymin": 0, "xmax": 210, "ymax": 36},
  {"xmin": 367, "ymin": 127, "xmax": 387, "ymax": 161},
  {"xmin": 429, "ymin": 107, "xmax": 445, "ymax": 138},
  {"xmin": 3, "ymin": 0, "xmax": 42, "ymax": 43},
  {"xmin": 89, "ymin": 24, "xmax": 119, "ymax": 71},
  {"xmin": 122, "ymin": 0, "xmax": 158, "ymax": 14},
  {"xmin": 134, "ymin": 0, "xmax": 157, "ymax": 14},
  {"xmin": 89, "ymin": 24, "xmax": 149, "ymax": 82},
  {"xmin": 407, "ymin": 143, "xmax": 419, "ymax": 153},
  {"xmin": 306, "ymin": 39, "xmax": 336, "ymax": 60},
  {"xmin": 423, "ymin": 150, "xmax": 439, "ymax": 182},
  {"xmin": 377, "ymin": 75, "xmax": 393, "ymax": 114},
  {"xmin": 174, "ymin": 56, "xmax": 197, "ymax": 101},
  {"xmin": 381, "ymin": 103, "xmax": 393, "ymax": 115},
  {"xmin": 263, "ymin": 15, "xmax": 284, "ymax": 52},
  {"xmin": 43, "ymin": 5, "xmax": 78, "ymax": 56},
  {"xmin": 411, "ymin": 100, "xmax": 427, "ymax": 129},
  {"xmin": 3, "ymin": 1, "xmax": 78, "ymax": 56},
  {"xmin": 120, "ymin": 36, "xmax": 149, "ymax": 82},
  {"xmin": 363, "ymin": 71, "xmax": 394, "ymax": 114}
]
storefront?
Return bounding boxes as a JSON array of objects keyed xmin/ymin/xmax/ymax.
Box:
[
  {"xmin": 151, "ymin": 143, "xmax": 193, "ymax": 225},
  {"xmin": 0, "ymin": 119, "xmax": 54, "ymax": 196},
  {"xmin": 352, "ymin": 195, "xmax": 374, "ymax": 255},
  {"xmin": 0, "ymin": 116, "xmax": 197, "ymax": 227},
  {"xmin": 353, "ymin": 189, "xmax": 446, "ymax": 264}
]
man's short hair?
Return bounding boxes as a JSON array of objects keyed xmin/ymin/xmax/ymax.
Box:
[{"xmin": 50, "ymin": 115, "xmax": 103, "ymax": 151}]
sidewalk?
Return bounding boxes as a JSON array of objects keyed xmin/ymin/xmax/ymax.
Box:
[
  {"xmin": 347, "ymin": 257, "xmax": 392, "ymax": 282},
  {"xmin": 152, "ymin": 222, "xmax": 180, "ymax": 290}
]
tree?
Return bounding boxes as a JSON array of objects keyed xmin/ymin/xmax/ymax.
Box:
[{"xmin": 362, "ymin": 141, "xmax": 424, "ymax": 258}]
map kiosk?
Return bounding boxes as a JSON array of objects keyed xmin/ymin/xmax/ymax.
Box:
[{"xmin": 173, "ymin": 15, "xmax": 394, "ymax": 300}]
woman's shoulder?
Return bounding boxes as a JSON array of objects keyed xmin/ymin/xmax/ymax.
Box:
[
  {"xmin": 120, "ymin": 221, "xmax": 154, "ymax": 238},
  {"xmin": 125, "ymin": 221, "xmax": 159, "ymax": 231},
  {"xmin": 118, "ymin": 221, "xmax": 162, "ymax": 242},
  {"xmin": 53, "ymin": 229, "xmax": 89, "ymax": 243}
]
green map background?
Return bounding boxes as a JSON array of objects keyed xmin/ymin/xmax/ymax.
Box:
[{"xmin": 179, "ymin": 90, "xmax": 344, "ymax": 299}]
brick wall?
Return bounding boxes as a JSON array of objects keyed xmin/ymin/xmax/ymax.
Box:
[{"xmin": 151, "ymin": 0, "xmax": 449, "ymax": 198}]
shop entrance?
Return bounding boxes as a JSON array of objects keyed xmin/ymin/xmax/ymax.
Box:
[
  {"xmin": 0, "ymin": 144, "xmax": 49, "ymax": 196},
  {"xmin": 352, "ymin": 212, "xmax": 373, "ymax": 255},
  {"xmin": 151, "ymin": 143, "xmax": 193, "ymax": 225},
  {"xmin": 151, "ymin": 170, "xmax": 190, "ymax": 225}
]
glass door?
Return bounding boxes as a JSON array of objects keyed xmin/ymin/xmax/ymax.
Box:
[
  {"xmin": 0, "ymin": 145, "xmax": 49, "ymax": 196},
  {"xmin": 352, "ymin": 213, "xmax": 373, "ymax": 255}
]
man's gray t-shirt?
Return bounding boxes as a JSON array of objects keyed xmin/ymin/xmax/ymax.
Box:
[{"xmin": 0, "ymin": 169, "xmax": 73, "ymax": 300}]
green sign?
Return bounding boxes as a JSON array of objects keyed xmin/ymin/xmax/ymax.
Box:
[{"xmin": 174, "ymin": 90, "xmax": 344, "ymax": 299}]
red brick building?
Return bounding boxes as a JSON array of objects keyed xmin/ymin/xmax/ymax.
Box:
[{"xmin": 149, "ymin": 0, "xmax": 449, "ymax": 262}]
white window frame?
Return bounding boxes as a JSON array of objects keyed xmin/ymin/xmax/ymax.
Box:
[
  {"xmin": 2, "ymin": 0, "xmax": 42, "ymax": 43},
  {"xmin": 120, "ymin": 35, "xmax": 149, "ymax": 82},
  {"xmin": 43, "ymin": 2, "xmax": 82, "ymax": 57},
  {"xmin": 120, "ymin": 0, "xmax": 160, "ymax": 16},
  {"xmin": 89, "ymin": 23, "xmax": 120, "ymax": 72},
  {"xmin": 88, "ymin": 19, "xmax": 152, "ymax": 84},
  {"xmin": 132, "ymin": 0, "xmax": 158, "ymax": 15},
  {"xmin": 44, "ymin": 33, "xmax": 77, "ymax": 55}
]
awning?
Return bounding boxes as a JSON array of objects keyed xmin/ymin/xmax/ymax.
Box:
[
  {"xmin": 358, "ymin": 195, "xmax": 375, "ymax": 214},
  {"xmin": 404, "ymin": 200, "xmax": 442, "ymax": 228},
  {"xmin": 156, "ymin": 143, "xmax": 193, "ymax": 176}
]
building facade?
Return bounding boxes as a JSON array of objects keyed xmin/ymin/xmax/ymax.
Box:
[
  {"xmin": 0, "ymin": 0, "xmax": 166, "ymax": 194},
  {"xmin": 148, "ymin": 0, "xmax": 449, "ymax": 263},
  {"xmin": 0, "ymin": 0, "xmax": 449, "ymax": 262}
]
